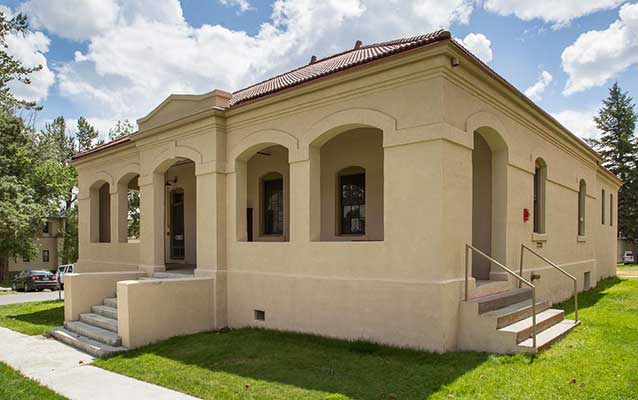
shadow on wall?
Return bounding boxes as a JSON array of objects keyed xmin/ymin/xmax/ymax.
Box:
[
  {"xmin": 556, "ymin": 276, "xmax": 623, "ymax": 316},
  {"xmin": 98, "ymin": 328, "xmax": 489, "ymax": 399}
]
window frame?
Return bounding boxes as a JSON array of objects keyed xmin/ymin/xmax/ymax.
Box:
[
  {"xmin": 601, "ymin": 189, "xmax": 606, "ymax": 225},
  {"xmin": 339, "ymin": 171, "xmax": 366, "ymax": 236},
  {"xmin": 262, "ymin": 176, "xmax": 284, "ymax": 236},
  {"xmin": 533, "ymin": 159, "xmax": 547, "ymax": 234},
  {"xmin": 42, "ymin": 222, "xmax": 49, "ymax": 234},
  {"xmin": 610, "ymin": 193, "xmax": 614, "ymax": 227},
  {"xmin": 578, "ymin": 180, "xmax": 586, "ymax": 237},
  {"xmin": 42, "ymin": 250, "xmax": 49, "ymax": 263}
]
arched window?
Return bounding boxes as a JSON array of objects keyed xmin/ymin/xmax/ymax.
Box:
[
  {"xmin": 338, "ymin": 166, "xmax": 366, "ymax": 235},
  {"xmin": 578, "ymin": 180, "xmax": 586, "ymax": 236},
  {"xmin": 533, "ymin": 158, "xmax": 547, "ymax": 234},
  {"xmin": 261, "ymin": 172, "xmax": 284, "ymax": 235}
]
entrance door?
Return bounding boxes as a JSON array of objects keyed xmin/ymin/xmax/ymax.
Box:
[{"xmin": 170, "ymin": 190, "xmax": 185, "ymax": 260}]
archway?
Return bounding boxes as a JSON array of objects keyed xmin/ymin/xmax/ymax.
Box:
[{"xmin": 472, "ymin": 127, "xmax": 508, "ymax": 280}]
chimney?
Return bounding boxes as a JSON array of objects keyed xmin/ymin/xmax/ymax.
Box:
[
  {"xmin": 309, "ymin": 55, "xmax": 317, "ymax": 64},
  {"xmin": 354, "ymin": 40, "xmax": 363, "ymax": 49}
]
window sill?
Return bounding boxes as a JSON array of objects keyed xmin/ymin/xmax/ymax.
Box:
[
  {"xmin": 531, "ymin": 233, "xmax": 549, "ymax": 242},
  {"xmin": 577, "ymin": 235, "xmax": 587, "ymax": 243}
]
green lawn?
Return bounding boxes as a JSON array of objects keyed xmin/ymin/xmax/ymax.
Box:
[
  {"xmin": 93, "ymin": 277, "xmax": 638, "ymax": 399},
  {"xmin": 0, "ymin": 301, "xmax": 64, "ymax": 335},
  {"xmin": 617, "ymin": 263, "xmax": 638, "ymax": 270},
  {"xmin": 0, "ymin": 361, "xmax": 65, "ymax": 400}
]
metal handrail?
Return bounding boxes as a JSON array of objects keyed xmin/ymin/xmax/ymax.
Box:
[
  {"xmin": 465, "ymin": 244, "xmax": 537, "ymax": 349},
  {"xmin": 519, "ymin": 244, "xmax": 578, "ymax": 322}
]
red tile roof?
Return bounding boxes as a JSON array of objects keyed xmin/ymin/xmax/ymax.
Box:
[
  {"xmin": 229, "ymin": 30, "xmax": 451, "ymax": 106},
  {"xmin": 74, "ymin": 30, "xmax": 452, "ymax": 160}
]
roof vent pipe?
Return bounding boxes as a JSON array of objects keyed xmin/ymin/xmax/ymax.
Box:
[
  {"xmin": 309, "ymin": 55, "xmax": 317, "ymax": 64},
  {"xmin": 354, "ymin": 40, "xmax": 363, "ymax": 49}
]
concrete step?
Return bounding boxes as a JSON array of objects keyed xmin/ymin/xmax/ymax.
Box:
[
  {"xmin": 482, "ymin": 299, "xmax": 551, "ymax": 328},
  {"xmin": 499, "ymin": 308, "xmax": 565, "ymax": 342},
  {"xmin": 79, "ymin": 313, "xmax": 118, "ymax": 333},
  {"xmin": 103, "ymin": 297, "xmax": 117, "ymax": 308},
  {"xmin": 51, "ymin": 327, "xmax": 126, "ymax": 358},
  {"xmin": 92, "ymin": 304, "xmax": 118, "ymax": 320},
  {"xmin": 64, "ymin": 321, "xmax": 121, "ymax": 346},
  {"xmin": 472, "ymin": 280, "xmax": 512, "ymax": 299},
  {"xmin": 475, "ymin": 288, "xmax": 532, "ymax": 314},
  {"xmin": 140, "ymin": 272, "xmax": 193, "ymax": 280},
  {"xmin": 518, "ymin": 319, "xmax": 580, "ymax": 351}
]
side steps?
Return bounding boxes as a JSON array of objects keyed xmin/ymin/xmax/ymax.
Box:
[{"xmin": 51, "ymin": 295, "xmax": 126, "ymax": 358}]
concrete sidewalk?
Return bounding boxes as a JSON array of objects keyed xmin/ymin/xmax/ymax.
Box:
[{"xmin": 0, "ymin": 327, "xmax": 199, "ymax": 400}]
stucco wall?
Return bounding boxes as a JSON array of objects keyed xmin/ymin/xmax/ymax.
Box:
[{"xmin": 71, "ymin": 41, "xmax": 620, "ymax": 352}]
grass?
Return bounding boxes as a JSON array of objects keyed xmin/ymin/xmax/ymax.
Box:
[
  {"xmin": 93, "ymin": 277, "xmax": 638, "ymax": 399},
  {"xmin": 617, "ymin": 263, "xmax": 638, "ymax": 270},
  {"xmin": 0, "ymin": 301, "xmax": 64, "ymax": 335},
  {"xmin": 0, "ymin": 361, "xmax": 65, "ymax": 400}
]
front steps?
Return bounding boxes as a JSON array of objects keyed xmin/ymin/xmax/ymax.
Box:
[
  {"xmin": 51, "ymin": 295, "xmax": 126, "ymax": 358},
  {"xmin": 458, "ymin": 287, "xmax": 579, "ymax": 353}
]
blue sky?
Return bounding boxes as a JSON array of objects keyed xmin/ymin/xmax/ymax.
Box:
[{"xmin": 2, "ymin": 0, "xmax": 638, "ymax": 140}]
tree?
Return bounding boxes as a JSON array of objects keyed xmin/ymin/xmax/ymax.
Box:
[
  {"xmin": 0, "ymin": 112, "xmax": 73, "ymax": 279},
  {"xmin": 589, "ymin": 83, "xmax": 638, "ymax": 240},
  {"xmin": 128, "ymin": 190, "xmax": 140, "ymax": 239},
  {"xmin": 109, "ymin": 119, "xmax": 135, "ymax": 141},
  {"xmin": 76, "ymin": 117, "xmax": 101, "ymax": 152},
  {"xmin": 0, "ymin": 10, "xmax": 41, "ymax": 112},
  {"xmin": 37, "ymin": 116, "xmax": 78, "ymax": 264}
]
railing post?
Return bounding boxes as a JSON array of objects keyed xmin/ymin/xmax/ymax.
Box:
[
  {"xmin": 574, "ymin": 280, "xmax": 579, "ymax": 322},
  {"xmin": 532, "ymin": 287, "xmax": 537, "ymax": 350},
  {"xmin": 519, "ymin": 244, "xmax": 525, "ymax": 289},
  {"xmin": 464, "ymin": 244, "xmax": 469, "ymax": 301}
]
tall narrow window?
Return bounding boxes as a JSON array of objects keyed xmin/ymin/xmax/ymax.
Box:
[
  {"xmin": 578, "ymin": 180, "xmax": 586, "ymax": 236},
  {"xmin": 340, "ymin": 172, "xmax": 366, "ymax": 235},
  {"xmin": 42, "ymin": 250, "xmax": 49, "ymax": 262},
  {"xmin": 601, "ymin": 189, "xmax": 606, "ymax": 224},
  {"xmin": 610, "ymin": 193, "xmax": 614, "ymax": 226},
  {"xmin": 533, "ymin": 159, "xmax": 547, "ymax": 234},
  {"xmin": 263, "ymin": 177, "xmax": 284, "ymax": 235},
  {"xmin": 42, "ymin": 222, "xmax": 49, "ymax": 234}
]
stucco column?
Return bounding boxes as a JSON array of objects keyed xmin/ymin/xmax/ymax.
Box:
[
  {"xmin": 290, "ymin": 147, "xmax": 320, "ymax": 242},
  {"xmin": 109, "ymin": 189, "xmax": 120, "ymax": 244},
  {"xmin": 116, "ymin": 182, "xmax": 129, "ymax": 243},
  {"xmin": 76, "ymin": 192, "xmax": 91, "ymax": 270},
  {"xmin": 138, "ymin": 173, "xmax": 165, "ymax": 273}
]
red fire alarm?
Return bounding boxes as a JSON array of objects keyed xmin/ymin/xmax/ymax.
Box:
[{"xmin": 523, "ymin": 208, "xmax": 530, "ymax": 222}]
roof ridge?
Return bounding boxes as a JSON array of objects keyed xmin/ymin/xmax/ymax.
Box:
[{"xmin": 230, "ymin": 29, "xmax": 450, "ymax": 106}]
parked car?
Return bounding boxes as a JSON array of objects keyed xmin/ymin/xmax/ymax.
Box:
[
  {"xmin": 11, "ymin": 270, "xmax": 58, "ymax": 292},
  {"xmin": 623, "ymin": 251, "xmax": 635, "ymax": 265},
  {"xmin": 56, "ymin": 264, "xmax": 73, "ymax": 289}
]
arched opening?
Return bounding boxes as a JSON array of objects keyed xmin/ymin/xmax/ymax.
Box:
[
  {"xmin": 578, "ymin": 179, "xmax": 586, "ymax": 237},
  {"xmin": 90, "ymin": 181, "xmax": 111, "ymax": 243},
  {"xmin": 472, "ymin": 128, "xmax": 507, "ymax": 281},
  {"xmin": 238, "ymin": 145, "xmax": 290, "ymax": 242},
  {"xmin": 316, "ymin": 127, "xmax": 383, "ymax": 241},
  {"xmin": 117, "ymin": 173, "xmax": 140, "ymax": 242},
  {"xmin": 162, "ymin": 158, "xmax": 197, "ymax": 270},
  {"xmin": 533, "ymin": 158, "xmax": 547, "ymax": 234}
]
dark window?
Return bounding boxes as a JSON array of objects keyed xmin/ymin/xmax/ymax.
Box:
[
  {"xmin": 22, "ymin": 255, "xmax": 29, "ymax": 262},
  {"xmin": 610, "ymin": 193, "xmax": 614, "ymax": 226},
  {"xmin": 601, "ymin": 189, "xmax": 606, "ymax": 224},
  {"xmin": 42, "ymin": 250, "xmax": 49, "ymax": 262},
  {"xmin": 578, "ymin": 180, "xmax": 586, "ymax": 236},
  {"xmin": 43, "ymin": 222, "xmax": 49, "ymax": 234},
  {"xmin": 340, "ymin": 173, "xmax": 365, "ymax": 235},
  {"xmin": 263, "ymin": 178, "xmax": 284, "ymax": 235},
  {"xmin": 170, "ymin": 190, "xmax": 185, "ymax": 259}
]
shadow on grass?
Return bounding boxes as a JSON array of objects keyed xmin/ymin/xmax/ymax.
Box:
[
  {"xmin": 557, "ymin": 276, "xmax": 622, "ymax": 315},
  {"xmin": 9, "ymin": 303, "xmax": 64, "ymax": 327},
  {"xmin": 109, "ymin": 328, "xmax": 490, "ymax": 399}
]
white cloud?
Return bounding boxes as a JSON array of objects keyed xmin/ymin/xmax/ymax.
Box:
[
  {"xmin": 54, "ymin": 0, "xmax": 476, "ymax": 123},
  {"xmin": 219, "ymin": 0, "xmax": 253, "ymax": 12},
  {"xmin": 524, "ymin": 70, "xmax": 552, "ymax": 101},
  {"xmin": 5, "ymin": 30, "xmax": 55, "ymax": 102},
  {"xmin": 551, "ymin": 108, "xmax": 600, "ymax": 140},
  {"xmin": 458, "ymin": 33, "xmax": 493, "ymax": 63},
  {"xmin": 19, "ymin": 0, "xmax": 120, "ymax": 41},
  {"xmin": 484, "ymin": 0, "xmax": 624, "ymax": 29},
  {"xmin": 562, "ymin": 3, "xmax": 638, "ymax": 95}
]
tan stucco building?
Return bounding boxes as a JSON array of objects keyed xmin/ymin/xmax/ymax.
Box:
[
  {"xmin": 8, "ymin": 216, "xmax": 64, "ymax": 273},
  {"xmin": 60, "ymin": 30, "xmax": 621, "ymax": 356}
]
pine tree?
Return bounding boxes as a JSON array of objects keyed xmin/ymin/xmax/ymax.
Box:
[
  {"xmin": 76, "ymin": 117, "xmax": 100, "ymax": 152},
  {"xmin": 590, "ymin": 83, "xmax": 638, "ymax": 240}
]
